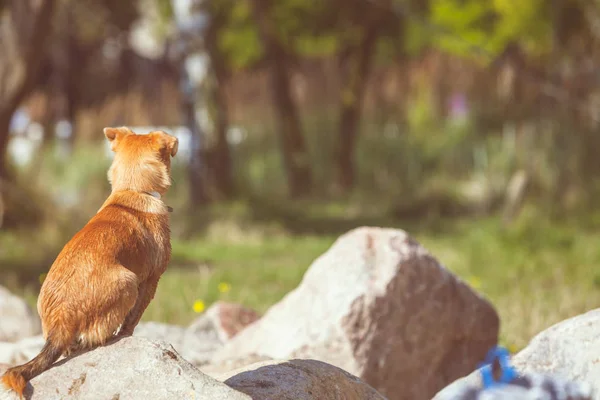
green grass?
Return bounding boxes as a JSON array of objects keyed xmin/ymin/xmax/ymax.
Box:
[
  {"xmin": 4, "ymin": 203, "xmax": 600, "ymax": 354},
  {"xmin": 146, "ymin": 205, "xmax": 600, "ymax": 353},
  {"xmin": 144, "ymin": 234, "xmax": 335, "ymax": 324}
]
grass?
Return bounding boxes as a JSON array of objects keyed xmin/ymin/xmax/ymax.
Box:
[
  {"xmin": 121, "ymin": 205, "xmax": 600, "ymax": 353},
  {"xmin": 4, "ymin": 203, "xmax": 600, "ymax": 354},
  {"xmin": 145, "ymin": 234, "xmax": 336, "ymax": 324}
]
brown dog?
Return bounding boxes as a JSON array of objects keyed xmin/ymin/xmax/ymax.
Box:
[{"xmin": 1, "ymin": 127, "xmax": 178, "ymax": 399}]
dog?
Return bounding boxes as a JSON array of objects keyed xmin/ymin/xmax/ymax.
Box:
[{"xmin": 1, "ymin": 127, "xmax": 178, "ymax": 399}]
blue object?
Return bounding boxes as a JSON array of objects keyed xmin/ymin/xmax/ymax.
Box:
[{"xmin": 478, "ymin": 346, "xmax": 518, "ymax": 390}]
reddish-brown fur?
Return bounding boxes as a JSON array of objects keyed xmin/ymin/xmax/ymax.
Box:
[{"xmin": 1, "ymin": 127, "xmax": 178, "ymax": 399}]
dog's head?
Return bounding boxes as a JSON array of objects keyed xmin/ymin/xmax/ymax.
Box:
[{"xmin": 103, "ymin": 127, "xmax": 179, "ymax": 195}]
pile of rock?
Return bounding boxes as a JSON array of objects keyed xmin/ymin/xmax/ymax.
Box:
[{"xmin": 0, "ymin": 226, "xmax": 597, "ymax": 399}]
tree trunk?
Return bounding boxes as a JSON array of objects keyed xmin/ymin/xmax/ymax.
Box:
[
  {"xmin": 0, "ymin": 0, "xmax": 56, "ymax": 178},
  {"xmin": 0, "ymin": 111, "xmax": 13, "ymax": 180},
  {"xmin": 335, "ymin": 21, "xmax": 380, "ymax": 192},
  {"xmin": 211, "ymin": 68, "xmax": 234, "ymax": 198},
  {"xmin": 180, "ymin": 63, "xmax": 209, "ymax": 206},
  {"xmin": 205, "ymin": 12, "xmax": 235, "ymax": 199},
  {"xmin": 250, "ymin": 0, "xmax": 312, "ymax": 198}
]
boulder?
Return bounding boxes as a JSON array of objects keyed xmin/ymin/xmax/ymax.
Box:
[
  {"xmin": 434, "ymin": 309, "xmax": 600, "ymax": 399},
  {"xmin": 187, "ymin": 301, "xmax": 260, "ymax": 342},
  {"xmin": 220, "ymin": 359, "xmax": 387, "ymax": 400},
  {"xmin": 511, "ymin": 308, "xmax": 600, "ymax": 396},
  {"xmin": 133, "ymin": 302, "xmax": 260, "ymax": 366},
  {"xmin": 0, "ymin": 336, "xmax": 44, "ymax": 366},
  {"xmin": 133, "ymin": 321, "xmax": 218, "ymax": 366},
  {"xmin": 0, "ymin": 302, "xmax": 260, "ymax": 369},
  {"xmin": 213, "ymin": 227, "xmax": 500, "ymax": 400},
  {"xmin": 0, "ymin": 286, "xmax": 41, "ymax": 342},
  {"xmin": 433, "ymin": 368, "xmax": 593, "ymax": 400},
  {"xmin": 0, "ymin": 337, "xmax": 250, "ymax": 400}
]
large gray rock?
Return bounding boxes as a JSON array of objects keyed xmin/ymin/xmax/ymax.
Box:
[
  {"xmin": 511, "ymin": 308, "xmax": 600, "ymax": 396},
  {"xmin": 220, "ymin": 359, "xmax": 387, "ymax": 400},
  {"xmin": 434, "ymin": 309, "xmax": 600, "ymax": 400},
  {"xmin": 0, "ymin": 335, "xmax": 44, "ymax": 366},
  {"xmin": 133, "ymin": 321, "xmax": 219, "ymax": 366},
  {"xmin": 133, "ymin": 302, "xmax": 260, "ymax": 366},
  {"xmin": 187, "ymin": 301, "xmax": 260, "ymax": 343},
  {"xmin": 433, "ymin": 369, "xmax": 593, "ymax": 400},
  {"xmin": 0, "ymin": 337, "xmax": 250, "ymax": 400},
  {"xmin": 0, "ymin": 302, "xmax": 260, "ymax": 369},
  {"xmin": 213, "ymin": 226, "xmax": 500, "ymax": 400},
  {"xmin": 0, "ymin": 286, "xmax": 41, "ymax": 342}
]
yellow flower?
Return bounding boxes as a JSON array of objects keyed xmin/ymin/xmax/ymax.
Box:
[
  {"xmin": 39, "ymin": 273, "xmax": 47, "ymax": 285},
  {"xmin": 508, "ymin": 343, "xmax": 518, "ymax": 354},
  {"xmin": 193, "ymin": 299, "xmax": 205, "ymax": 313},
  {"xmin": 466, "ymin": 276, "xmax": 482, "ymax": 290},
  {"xmin": 218, "ymin": 282, "xmax": 231, "ymax": 293}
]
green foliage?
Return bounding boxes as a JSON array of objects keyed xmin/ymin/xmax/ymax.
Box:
[
  {"xmin": 414, "ymin": 0, "xmax": 553, "ymax": 60},
  {"xmin": 216, "ymin": 1, "xmax": 262, "ymax": 70}
]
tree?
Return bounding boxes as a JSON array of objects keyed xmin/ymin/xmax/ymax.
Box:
[
  {"xmin": 333, "ymin": 0, "xmax": 400, "ymax": 192},
  {"xmin": 0, "ymin": 0, "xmax": 56, "ymax": 180},
  {"xmin": 0, "ymin": 0, "xmax": 56, "ymax": 228},
  {"xmin": 250, "ymin": 0, "xmax": 313, "ymax": 198},
  {"xmin": 203, "ymin": 0, "xmax": 235, "ymax": 199}
]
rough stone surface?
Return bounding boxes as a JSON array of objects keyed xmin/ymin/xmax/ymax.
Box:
[
  {"xmin": 0, "ymin": 286, "xmax": 41, "ymax": 342},
  {"xmin": 0, "ymin": 302, "xmax": 260, "ymax": 369},
  {"xmin": 213, "ymin": 226, "xmax": 500, "ymax": 400},
  {"xmin": 188, "ymin": 301, "xmax": 260, "ymax": 342},
  {"xmin": 510, "ymin": 308, "xmax": 600, "ymax": 396},
  {"xmin": 133, "ymin": 302, "xmax": 260, "ymax": 366},
  {"xmin": 202, "ymin": 354, "xmax": 274, "ymax": 378},
  {"xmin": 133, "ymin": 321, "xmax": 219, "ymax": 366},
  {"xmin": 434, "ymin": 309, "xmax": 600, "ymax": 399},
  {"xmin": 221, "ymin": 359, "xmax": 387, "ymax": 400},
  {"xmin": 433, "ymin": 369, "xmax": 593, "ymax": 400},
  {"xmin": 0, "ymin": 335, "xmax": 44, "ymax": 366},
  {"xmin": 0, "ymin": 337, "xmax": 250, "ymax": 400}
]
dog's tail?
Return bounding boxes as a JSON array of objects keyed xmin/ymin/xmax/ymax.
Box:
[{"xmin": 1, "ymin": 329, "xmax": 72, "ymax": 399}]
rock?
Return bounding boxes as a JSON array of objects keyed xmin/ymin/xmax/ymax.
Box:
[
  {"xmin": 134, "ymin": 321, "xmax": 218, "ymax": 366},
  {"xmin": 0, "ymin": 302, "xmax": 260, "ymax": 368},
  {"xmin": 0, "ymin": 335, "xmax": 44, "ymax": 366},
  {"xmin": 433, "ymin": 369, "xmax": 593, "ymax": 400},
  {"xmin": 0, "ymin": 337, "xmax": 250, "ymax": 400},
  {"xmin": 133, "ymin": 302, "xmax": 260, "ymax": 366},
  {"xmin": 0, "ymin": 286, "xmax": 41, "ymax": 342},
  {"xmin": 510, "ymin": 308, "xmax": 600, "ymax": 395},
  {"xmin": 188, "ymin": 301, "xmax": 261, "ymax": 342},
  {"xmin": 202, "ymin": 354, "xmax": 274, "ymax": 378},
  {"xmin": 213, "ymin": 227, "xmax": 500, "ymax": 400},
  {"xmin": 133, "ymin": 321, "xmax": 187, "ymax": 348},
  {"xmin": 220, "ymin": 359, "xmax": 387, "ymax": 400},
  {"xmin": 434, "ymin": 309, "xmax": 600, "ymax": 400}
]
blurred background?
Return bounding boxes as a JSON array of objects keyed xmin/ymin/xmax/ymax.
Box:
[{"xmin": 2, "ymin": 0, "xmax": 600, "ymax": 351}]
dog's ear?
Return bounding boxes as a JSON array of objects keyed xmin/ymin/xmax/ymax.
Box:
[
  {"xmin": 167, "ymin": 135, "xmax": 178, "ymax": 157},
  {"xmin": 151, "ymin": 131, "xmax": 178, "ymax": 157},
  {"xmin": 103, "ymin": 127, "xmax": 133, "ymax": 151}
]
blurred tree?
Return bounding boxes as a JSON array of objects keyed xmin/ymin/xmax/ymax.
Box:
[
  {"xmin": 333, "ymin": 0, "xmax": 401, "ymax": 192},
  {"xmin": 249, "ymin": 0, "xmax": 313, "ymax": 198},
  {"xmin": 198, "ymin": 0, "xmax": 235, "ymax": 199},
  {"xmin": 169, "ymin": 0, "xmax": 211, "ymax": 206},
  {"xmin": 0, "ymin": 0, "xmax": 56, "ymax": 180},
  {"xmin": 0, "ymin": 0, "xmax": 56, "ymax": 228},
  {"xmin": 36, "ymin": 0, "xmax": 153, "ymax": 147}
]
